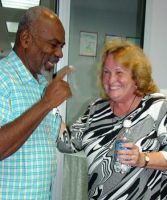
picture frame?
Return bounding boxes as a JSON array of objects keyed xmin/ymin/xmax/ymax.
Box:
[
  {"xmin": 126, "ymin": 37, "xmax": 141, "ymax": 46},
  {"xmin": 105, "ymin": 34, "xmax": 122, "ymax": 43},
  {"xmin": 79, "ymin": 31, "xmax": 98, "ymax": 57}
]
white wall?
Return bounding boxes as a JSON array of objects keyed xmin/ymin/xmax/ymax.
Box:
[
  {"xmin": 67, "ymin": 1, "xmax": 139, "ymax": 124},
  {"xmin": 53, "ymin": 2, "xmax": 71, "ymax": 200},
  {"xmin": 55, "ymin": 1, "xmax": 167, "ymax": 199},
  {"xmin": 144, "ymin": 0, "xmax": 167, "ymax": 89}
]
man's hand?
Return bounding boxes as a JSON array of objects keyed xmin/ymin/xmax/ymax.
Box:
[{"xmin": 42, "ymin": 65, "xmax": 73, "ymax": 109}]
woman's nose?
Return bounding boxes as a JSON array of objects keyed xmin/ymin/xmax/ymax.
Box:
[{"xmin": 109, "ymin": 74, "xmax": 116, "ymax": 84}]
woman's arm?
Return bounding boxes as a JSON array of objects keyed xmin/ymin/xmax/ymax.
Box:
[
  {"xmin": 118, "ymin": 112, "xmax": 167, "ymax": 171},
  {"xmin": 57, "ymin": 122, "xmax": 76, "ymax": 153},
  {"xmin": 57, "ymin": 103, "xmax": 93, "ymax": 153}
]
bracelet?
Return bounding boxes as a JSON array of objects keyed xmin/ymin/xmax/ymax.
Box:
[{"xmin": 143, "ymin": 152, "xmax": 150, "ymax": 167}]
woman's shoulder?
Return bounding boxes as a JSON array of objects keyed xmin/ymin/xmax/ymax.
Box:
[
  {"xmin": 89, "ymin": 98, "xmax": 110, "ymax": 107},
  {"xmin": 144, "ymin": 93, "xmax": 167, "ymax": 110},
  {"xmin": 87, "ymin": 98, "xmax": 110, "ymax": 113},
  {"xmin": 145, "ymin": 93, "xmax": 166, "ymax": 102},
  {"xmin": 142, "ymin": 93, "xmax": 167, "ymax": 117}
]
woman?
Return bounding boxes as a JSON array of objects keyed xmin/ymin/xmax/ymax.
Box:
[{"xmin": 57, "ymin": 39, "xmax": 167, "ymax": 200}]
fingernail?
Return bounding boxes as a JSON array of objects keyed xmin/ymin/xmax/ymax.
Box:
[{"xmin": 69, "ymin": 65, "xmax": 74, "ymax": 70}]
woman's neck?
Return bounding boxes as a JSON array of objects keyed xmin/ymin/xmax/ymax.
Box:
[{"xmin": 111, "ymin": 95, "xmax": 142, "ymax": 117}]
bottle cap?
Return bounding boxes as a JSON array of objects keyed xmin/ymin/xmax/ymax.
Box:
[{"xmin": 123, "ymin": 120, "xmax": 131, "ymax": 128}]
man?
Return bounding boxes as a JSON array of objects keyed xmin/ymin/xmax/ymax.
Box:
[{"xmin": 0, "ymin": 6, "xmax": 72, "ymax": 199}]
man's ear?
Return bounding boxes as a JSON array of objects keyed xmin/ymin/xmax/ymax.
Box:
[{"xmin": 20, "ymin": 30, "xmax": 32, "ymax": 48}]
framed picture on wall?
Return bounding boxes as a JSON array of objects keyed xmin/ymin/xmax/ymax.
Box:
[
  {"xmin": 105, "ymin": 34, "xmax": 122, "ymax": 43},
  {"xmin": 105, "ymin": 34, "xmax": 127, "ymax": 43},
  {"xmin": 79, "ymin": 31, "xmax": 98, "ymax": 57},
  {"xmin": 126, "ymin": 37, "xmax": 141, "ymax": 46}
]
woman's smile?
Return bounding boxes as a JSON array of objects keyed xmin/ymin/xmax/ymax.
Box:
[{"xmin": 103, "ymin": 54, "xmax": 136, "ymax": 102}]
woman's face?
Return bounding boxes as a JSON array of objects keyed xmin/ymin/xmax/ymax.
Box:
[{"xmin": 102, "ymin": 53, "xmax": 136, "ymax": 103}]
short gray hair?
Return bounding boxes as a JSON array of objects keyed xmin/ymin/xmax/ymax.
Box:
[{"xmin": 15, "ymin": 6, "xmax": 56, "ymax": 43}]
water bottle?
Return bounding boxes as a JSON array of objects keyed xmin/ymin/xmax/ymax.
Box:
[{"xmin": 113, "ymin": 120, "xmax": 132, "ymax": 173}]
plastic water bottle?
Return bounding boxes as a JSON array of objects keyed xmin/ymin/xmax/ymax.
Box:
[{"xmin": 113, "ymin": 120, "xmax": 132, "ymax": 173}]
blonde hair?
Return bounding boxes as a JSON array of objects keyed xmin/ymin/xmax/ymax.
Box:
[{"xmin": 97, "ymin": 39, "xmax": 159, "ymax": 99}]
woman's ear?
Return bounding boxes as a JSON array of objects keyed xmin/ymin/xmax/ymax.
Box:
[{"xmin": 20, "ymin": 29, "xmax": 32, "ymax": 48}]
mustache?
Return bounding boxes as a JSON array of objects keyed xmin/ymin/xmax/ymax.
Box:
[
  {"xmin": 49, "ymin": 57, "xmax": 59, "ymax": 64},
  {"xmin": 55, "ymin": 57, "xmax": 59, "ymax": 63}
]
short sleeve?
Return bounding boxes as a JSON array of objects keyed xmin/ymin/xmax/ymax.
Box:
[{"xmin": 0, "ymin": 86, "xmax": 11, "ymax": 127}]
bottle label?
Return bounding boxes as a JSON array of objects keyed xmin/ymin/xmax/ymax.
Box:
[
  {"xmin": 114, "ymin": 139, "xmax": 125, "ymax": 162},
  {"xmin": 115, "ymin": 139, "xmax": 130, "ymax": 151},
  {"xmin": 114, "ymin": 139, "xmax": 131, "ymax": 173}
]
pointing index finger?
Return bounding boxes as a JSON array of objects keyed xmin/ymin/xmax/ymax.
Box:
[{"xmin": 55, "ymin": 65, "xmax": 74, "ymax": 80}]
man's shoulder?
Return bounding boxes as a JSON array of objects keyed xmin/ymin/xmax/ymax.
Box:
[
  {"xmin": 0, "ymin": 51, "xmax": 17, "ymax": 72},
  {"xmin": 0, "ymin": 52, "xmax": 21, "ymax": 91}
]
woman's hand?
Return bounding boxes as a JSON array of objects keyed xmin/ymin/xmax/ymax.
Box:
[
  {"xmin": 117, "ymin": 143, "xmax": 145, "ymax": 167},
  {"xmin": 59, "ymin": 121, "xmax": 67, "ymax": 136},
  {"xmin": 117, "ymin": 143, "xmax": 167, "ymax": 170}
]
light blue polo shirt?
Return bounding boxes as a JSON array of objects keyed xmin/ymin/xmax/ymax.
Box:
[{"xmin": 0, "ymin": 51, "xmax": 60, "ymax": 200}]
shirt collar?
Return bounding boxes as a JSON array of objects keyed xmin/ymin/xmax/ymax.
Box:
[{"xmin": 9, "ymin": 50, "xmax": 47, "ymax": 86}]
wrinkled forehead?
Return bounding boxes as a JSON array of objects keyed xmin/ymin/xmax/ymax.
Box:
[
  {"xmin": 33, "ymin": 13, "xmax": 65, "ymax": 43},
  {"xmin": 35, "ymin": 11, "xmax": 64, "ymax": 31}
]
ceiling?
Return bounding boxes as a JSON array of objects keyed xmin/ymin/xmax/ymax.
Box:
[
  {"xmin": 0, "ymin": 0, "xmax": 56, "ymax": 57},
  {"xmin": 72, "ymin": 0, "xmax": 137, "ymax": 12},
  {"xmin": 0, "ymin": 0, "xmax": 142, "ymax": 58}
]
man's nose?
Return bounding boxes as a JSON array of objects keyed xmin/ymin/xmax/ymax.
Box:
[{"xmin": 54, "ymin": 47, "xmax": 63, "ymax": 58}]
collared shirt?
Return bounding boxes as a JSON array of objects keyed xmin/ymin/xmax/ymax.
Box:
[{"xmin": 0, "ymin": 51, "xmax": 59, "ymax": 200}]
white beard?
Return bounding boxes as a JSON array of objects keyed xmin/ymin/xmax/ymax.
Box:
[{"xmin": 40, "ymin": 65, "xmax": 53, "ymax": 82}]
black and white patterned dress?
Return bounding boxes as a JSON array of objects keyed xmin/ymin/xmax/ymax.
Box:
[{"xmin": 57, "ymin": 93, "xmax": 167, "ymax": 200}]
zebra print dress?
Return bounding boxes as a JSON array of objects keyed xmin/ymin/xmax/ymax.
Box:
[{"xmin": 57, "ymin": 93, "xmax": 167, "ymax": 200}]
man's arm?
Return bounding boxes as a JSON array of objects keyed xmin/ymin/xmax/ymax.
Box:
[{"xmin": 0, "ymin": 66, "xmax": 72, "ymax": 160}]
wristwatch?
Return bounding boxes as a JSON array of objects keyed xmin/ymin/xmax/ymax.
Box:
[{"xmin": 143, "ymin": 152, "xmax": 150, "ymax": 167}]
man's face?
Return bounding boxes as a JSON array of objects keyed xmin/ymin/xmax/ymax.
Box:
[{"xmin": 24, "ymin": 15, "xmax": 65, "ymax": 77}]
